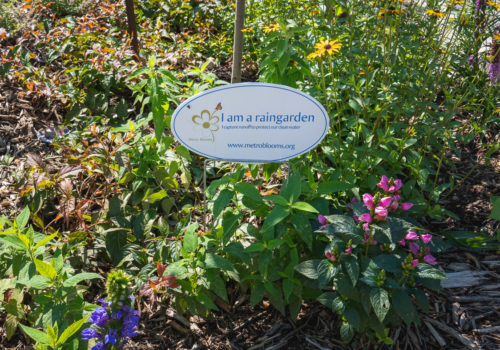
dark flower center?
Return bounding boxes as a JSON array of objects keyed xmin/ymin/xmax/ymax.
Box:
[{"xmin": 324, "ymin": 43, "xmax": 332, "ymax": 50}]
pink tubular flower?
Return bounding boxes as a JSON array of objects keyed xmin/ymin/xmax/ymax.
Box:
[
  {"xmin": 379, "ymin": 196, "xmax": 392, "ymax": 207},
  {"xmin": 411, "ymin": 259, "xmax": 419, "ymax": 268},
  {"xmin": 362, "ymin": 193, "xmax": 374, "ymax": 209},
  {"xmin": 388, "ymin": 179, "xmax": 402, "ymax": 193},
  {"xmin": 375, "ymin": 206, "xmax": 388, "ymax": 217},
  {"xmin": 363, "ymin": 223, "xmax": 370, "ymax": 231},
  {"xmin": 351, "ymin": 197, "xmax": 358, "ymax": 203},
  {"xmin": 353, "ymin": 215, "xmax": 360, "ymax": 222},
  {"xmin": 398, "ymin": 239, "xmax": 406, "ymax": 246},
  {"xmin": 318, "ymin": 214, "xmax": 327, "ymax": 229},
  {"xmin": 421, "ymin": 234, "xmax": 432, "ymax": 243},
  {"xmin": 325, "ymin": 251, "xmax": 337, "ymax": 262},
  {"xmin": 423, "ymin": 254, "xmax": 437, "ymax": 265},
  {"xmin": 390, "ymin": 200, "xmax": 399, "ymax": 212},
  {"xmin": 359, "ymin": 213, "xmax": 372, "ymax": 223},
  {"xmin": 377, "ymin": 175, "xmax": 389, "ymax": 191},
  {"xmin": 345, "ymin": 247, "xmax": 352, "ymax": 255},
  {"xmin": 409, "ymin": 242, "xmax": 420, "ymax": 255},
  {"xmin": 405, "ymin": 231, "xmax": 418, "ymax": 240},
  {"xmin": 401, "ymin": 202, "xmax": 413, "ymax": 211}
]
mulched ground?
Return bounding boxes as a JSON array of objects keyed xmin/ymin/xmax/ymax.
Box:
[{"xmin": 1, "ymin": 12, "xmax": 499, "ymax": 350}]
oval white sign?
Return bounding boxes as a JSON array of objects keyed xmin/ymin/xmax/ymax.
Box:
[{"xmin": 171, "ymin": 82, "xmax": 329, "ymax": 162}]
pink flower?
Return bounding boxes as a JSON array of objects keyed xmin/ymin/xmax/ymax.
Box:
[
  {"xmin": 405, "ymin": 231, "xmax": 418, "ymax": 240},
  {"xmin": 421, "ymin": 234, "xmax": 432, "ymax": 243},
  {"xmin": 359, "ymin": 213, "xmax": 372, "ymax": 223},
  {"xmin": 388, "ymin": 179, "xmax": 402, "ymax": 193},
  {"xmin": 345, "ymin": 247, "xmax": 352, "ymax": 255},
  {"xmin": 318, "ymin": 214, "xmax": 327, "ymax": 229},
  {"xmin": 401, "ymin": 202, "xmax": 413, "ymax": 211},
  {"xmin": 423, "ymin": 254, "xmax": 437, "ymax": 265},
  {"xmin": 363, "ymin": 223, "xmax": 369, "ymax": 231},
  {"xmin": 353, "ymin": 215, "xmax": 360, "ymax": 222},
  {"xmin": 362, "ymin": 193, "xmax": 374, "ymax": 209},
  {"xmin": 379, "ymin": 196, "xmax": 392, "ymax": 207},
  {"xmin": 390, "ymin": 200, "xmax": 399, "ymax": 212},
  {"xmin": 325, "ymin": 251, "xmax": 337, "ymax": 262},
  {"xmin": 409, "ymin": 242, "xmax": 420, "ymax": 255},
  {"xmin": 377, "ymin": 175, "xmax": 389, "ymax": 191},
  {"xmin": 351, "ymin": 197, "xmax": 358, "ymax": 203},
  {"xmin": 375, "ymin": 206, "xmax": 388, "ymax": 217},
  {"xmin": 411, "ymin": 259, "xmax": 419, "ymax": 268},
  {"xmin": 398, "ymin": 239, "xmax": 406, "ymax": 246}
]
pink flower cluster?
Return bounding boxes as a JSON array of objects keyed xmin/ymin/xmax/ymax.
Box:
[
  {"xmin": 399, "ymin": 231, "xmax": 437, "ymax": 265},
  {"xmin": 356, "ymin": 176, "xmax": 413, "ymax": 224}
]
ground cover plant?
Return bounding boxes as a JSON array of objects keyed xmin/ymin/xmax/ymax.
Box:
[{"xmin": 0, "ymin": 0, "xmax": 499, "ymax": 348}]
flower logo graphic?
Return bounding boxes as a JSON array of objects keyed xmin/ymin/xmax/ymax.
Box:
[{"xmin": 191, "ymin": 104, "xmax": 221, "ymax": 142}]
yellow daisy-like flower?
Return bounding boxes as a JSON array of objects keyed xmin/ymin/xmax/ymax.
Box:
[
  {"xmin": 263, "ymin": 24, "xmax": 280, "ymax": 33},
  {"xmin": 494, "ymin": 33, "xmax": 500, "ymax": 40},
  {"xmin": 307, "ymin": 39, "xmax": 342, "ymax": 60},
  {"xmin": 447, "ymin": 0, "xmax": 464, "ymax": 5},
  {"xmin": 376, "ymin": 8, "xmax": 405, "ymax": 18},
  {"xmin": 241, "ymin": 27, "xmax": 254, "ymax": 33},
  {"xmin": 425, "ymin": 9, "xmax": 446, "ymax": 17},
  {"xmin": 486, "ymin": 1, "xmax": 500, "ymax": 10},
  {"xmin": 495, "ymin": 106, "xmax": 500, "ymax": 113}
]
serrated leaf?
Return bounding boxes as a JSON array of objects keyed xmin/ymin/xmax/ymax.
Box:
[
  {"xmin": 204, "ymin": 253, "xmax": 235, "ymax": 272},
  {"xmin": 20, "ymin": 324, "xmax": 51, "ymax": 345},
  {"xmin": 235, "ymin": 182, "xmax": 263, "ymax": 203},
  {"xmin": 183, "ymin": 223, "xmax": 199, "ymax": 253},
  {"xmin": 33, "ymin": 233, "xmax": 58, "ymax": 253},
  {"xmin": 147, "ymin": 189, "xmax": 167, "ymax": 203},
  {"xmin": 56, "ymin": 317, "xmax": 87, "ymax": 346},
  {"xmin": 250, "ymin": 283, "xmax": 266, "ymax": 307},
  {"xmin": 18, "ymin": 275, "xmax": 51, "ymax": 289},
  {"xmin": 280, "ymin": 172, "xmax": 301, "ymax": 202},
  {"xmin": 197, "ymin": 292, "xmax": 218, "ymax": 311},
  {"xmin": 321, "ymin": 215, "xmax": 359, "ymax": 235},
  {"xmin": 5, "ymin": 314, "xmax": 18, "ymax": 340},
  {"xmin": 317, "ymin": 292, "xmax": 344, "ymax": 313},
  {"xmin": 415, "ymin": 263, "xmax": 446, "ymax": 280},
  {"xmin": 291, "ymin": 201, "xmax": 318, "ymax": 213},
  {"xmin": 340, "ymin": 322, "xmax": 354, "ymax": 342},
  {"xmin": 15, "ymin": 207, "xmax": 30, "ymax": 230},
  {"xmin": 370, "ymin": 288, "xmax": 390, "ymax": 322},
  {"xmin": 63, "ymin": 273, "xmax": 103, "ymax": 287},
  {"xmin": 262, "ymin": 206, "xmax": 289, "ymax": 231},
  {"xmin": 342, "ymin": 255, "xmax": 359, "ymax": 286},
  {"xmin": 34, "ymin": 259, "xmax": 57, "ymax": 280},
  {"xmin": 213, "ymin": 189, "xmax": 234, "ymax": 218},
  {"xmin": 294, "ymin": 259, "xmax": 322, "ymax": 279}
]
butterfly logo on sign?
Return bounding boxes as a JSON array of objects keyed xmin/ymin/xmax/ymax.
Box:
[{"xmin": 191, "ymin": 103, "xmax": 222, "ymax": 142}]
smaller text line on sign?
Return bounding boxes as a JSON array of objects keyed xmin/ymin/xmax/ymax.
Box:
[{"xmin": 170, "ymin": 83, "xmax": 329, "ymax": 162}]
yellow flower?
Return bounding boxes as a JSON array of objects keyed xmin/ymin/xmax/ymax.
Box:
[
  {"xmin": 376, "ymin": 8, "xmax": 405, "ymax": 18},
  {"xmin": 447, "ymin": 0, "xmax": 464, "ymax": 6},
  {"xmin": 263, "ymin": 24, "xmax": 280, "ymax": 33},
  {"xmin": 425, "ymin": 9, "xmax": 446, "ymax": 17},
  {"xmin": 486, "ymin": 1, "xmax": 500, "ymax": 10},
  {"xmin": 311, "ymin": 9, "xmax": 321, "ymax": 16},
  {"xmin": 241, "ymin": 27, "xmax": 254, "ymax": 33},
  {"xmin": 308, "ymin": 39, "xmax": 342, "ymax": 60},
  {"xmin": 495, "ymin": 106, "xmax": 500, "ymax": 113},
  {"xmin": 494, "ymin": 34, "xmax": 500, "ymax": 40},
  {"xmin": 406, "ymin": 126, "xmax": 417, "ymax": 137}
]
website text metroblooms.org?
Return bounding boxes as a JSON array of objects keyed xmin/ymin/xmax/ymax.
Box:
[{"xmin": 227, "ymin": 142, "xmax": 295, "ymax": 151}]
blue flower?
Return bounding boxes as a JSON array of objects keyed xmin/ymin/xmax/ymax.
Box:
[
  {"xmin": 91, "ymin": 341, "xmax": 105, "ymax": 350},
  {"xmin": 90, "ymin": 307, "xmax": 110, "ymax": 328},
  {"xmin": 81, "ymin": 328, "xmax": 100, "ymax": 340},
  {"xmin": 104, "ymin": 329, "xmax": 117, "ymax": 345}
]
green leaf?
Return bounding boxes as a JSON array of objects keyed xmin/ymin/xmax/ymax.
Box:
[
  {"xmin": 282, "ymin": 279, "xmax": 294, "ymax": 302},
  {"xmin": 317, "ymin": 292, "xmax": 344, "ymax": 313},
  {"xmin": 340, "ymin": 322, "xmax": 354, "ymax": 342},
  {"xmin": 149, "ymin": 77, "xmax": 166, "ymax": 141},
  {"xmin": 18, "ymin": 275, "xmax": 51, "ymax": 290},
  {"xmin": 235, "ymin": 182, "xmax": 263, "ymax": 203},
  {"xmin": 221, "ymin": 211, "xmax": 243, "ymax": 244},
  {"xmin": 266, "ymin": 195, "xmax": 289, "ymax": 207},
  {"xmin": 104, "ymin": 229, "xmax": 128, "ymax": 265},
  {"xmin": 250, "ymin": 283, "xmax": 266, "ymax": 306},
  {"xmin": 372, "ymin": 254, "xmax": 402, "ymax": 273},
  {"xmin": 63, "ymin": 273, "xmax": 103, "ymax": 287},
  {"xmin": 147, "ymin": 189, "xmax": 167, "ymax": 203},
  {"xmin": 321, "ymin": 215, "xmax": 359, "ymax": 235},
  {"xmin": 489, "ymin": 196, "xmax": 500, "ymax": 220},
  {"xmin": 290, "ymin": 214, "xmax": 312, "ymax": 250},
  {"xmin": 57, "ymin": 317, "xmax": 87, "ymax": 346},
  {"xmin": 344, "ymin": 306, "xmax": 361, "ymax": 329},
  {"xmin": 197, "ymin": 292, "xmax": 218, "ymax": 311},
  {"xmin": 213, "ymin": 189, "xmax": 234, "ymax": 218},
  {"xmin": 342, "ymin": 255, "xmax": 359, "ymax": 286},
  {"xmin": 15, "ymin": 207, "xmax": 30, "ymax": 230},
  {"xmin": 34, "ymin": 259, "xmax": 57, "ymax": 280},
  {"xmin": 318, "ymin": 181, "xmax": 354, "ymax": 194},
  {"xmin": 264, "ymin": 280, "xmax": 280, "ymax": 299},
  {"xmin": 414, "ymin": 263, "xmax": 446, "ymax": 280},
  {"xmin": 33, "ymin": 233, "xmax": 58, "ymax": 253},
  {"xmin": 392, "ymin": 289, "xmax": 418, "ymax": 325},
  {"xmin": 204, "ymin": 253, "xmax": 235, "ymax": 272},
  {"xmin": 280, "ymin": 172, "xmax": 301, "ymax": 202},
  {"xmin": 47, "ymin": 324, "xmax": 57, "ymax": 345},
  {"xmin": 262, "ymin": 206, "xmax": 290, "ymax": 231},
  {"xmin": 5, "ymin": 314, "xmax": 18, "ymax": 340},
  {"xmin": 294, "ymin": 259, "xmax": 322, "ymax": 279},
  {"xmin": 205, "ymin": 270, "xmax": 228, "ymax": 302},
  {"xmin": 370, "ymin": 288, "xmax": 390, "ymax": 322},
  {"xmin": 291, "ymin": 201, "xmax": 318, "ymax": 213},
  {"xmin": 19, "ymin": 324, "xmax": 51, "ymax": 345},
  {"xmin": 183, "ymin": 223, "xmax": 199, "ymax": 253}
]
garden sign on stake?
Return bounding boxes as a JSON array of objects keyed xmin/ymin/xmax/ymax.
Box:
[{"xmin": 171, "ymin": 82, "xmax": 329, "ymax": 227}]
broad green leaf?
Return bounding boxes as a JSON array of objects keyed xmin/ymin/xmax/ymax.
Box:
[
  {"xmin": 19, "ymin": 324, "xmax": 51, "ymax": 345},
  {"xmin": 317, "ymin": 292, "xmax": 344, "ymax": 313},
  {"xmin": 370, "ymin": 288, "xmax": 390, "ymax": 322},
  {"xmin": 290, "ymin": 214, "xmax": 312, "ymax": 250},
  {"xmin": 204, "ymin": 253, "xmax": 235, "ymax": 272},
  {"xmin": 392, "ymin": 289, "xmax": 418, "ymax": 325},
  {"xmin": 47, "ymin": 324, "xmax": 57, "ymax": 345},
  {"xmin": 262, "ymin": 206, "xmax": 289, "ymax": 231},
  {"xmin": 104, "ymin": 229, "xmax": 128, "ymax": 265},
  {"xmin": 183, "ymin": 223, "xmax": 199, "ymax": 253},
  {"xmin": 0, "ymin": 235, "xmax": 28, "ymax": 250},
  {"xmin": 281, "ymin": 172, "xmax": 301, "ymax": 202},
  {"xmin": 266, "ymin": 195, "xmax": 289, "ymax": 207},
  {"xmin": 197, "ymin": 292, "xmax": 218, "ymax": 311},
  {"xmin": 250, "ymin": 283, "xmax": 266, "ymax": 307},
  {"xmin": 235, "ymin": 182, "xmax": 263, "ymax": 203},
  {"xmin": 318, "ymin": 181, "xmax": 354, "ymax": 194},
  {"xmin": 18, "ymin": 275, "xmax": 51, "ymax": 289},
  {"xmin": 33, "ymin": 233, "xmax": 58, "ymax": 252},
  {"xmin": 34, "ymin": 259, "xmax": 57, "ymax": 280},
  {"xmin": 415, "ymin": 263, "xmax": 446, "ymax": 280},
  {"xmin": 321, "ymin": 215, "xmax": 359, "ymax": 235},
  {"xmin": 63, "ymin": 273, "xmax": 103, "ymax": 287},
  {"xmin": 340, "ymin": 322, "xmax": 354, "ymax": 342},
  {"xmin": 206, "ymin": 270, "xmax": 228, "ymax": 302},
  {"xmin": 291, "ymin": 201, "xmax": 318, "ymax": 213},
  {"xmin": 294, "ymin": 259, "xmax": 322, "ymax": 279},
  {"xmin": 264, "ymin": 280, "xmax": 280, "ymax": 299},
  {"xmin": 282, "ymin": 279, "xmax": 294, "ymax": 302},
  {"xmin": 213, "ymin": 189, "xmax": 234, "ymax": 218},
  {"xmin": 342, "ymin": 255, "xmax": 359, "ymax": 286},
  {"xmin": 221, "ymin": 211, "xmax": 243, "ymax": 244},
  {"xmin": 244, "ymin": 242, "xmax": 266, "ymax": 252},
  {"xmin": 372, "ymin": 254, "xmax": 402, "ymax": 273},
  {"xmin": 344, "ymin": 306, "xmax": 361, "ymax": 329},
  {"xmin": 147, "ymin": 189, "xmax": 167, "ymax": 203},
  {"xmin": 15, "ymin": 207, "xmax": 30, "ymax": 230},
  {"xmin": 5, "ymin": 314, "xmax": 18, "ymax": 340},
  {"xmin": 57, "ymin": 317, "xmax": 87, "ymax": 346}
]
